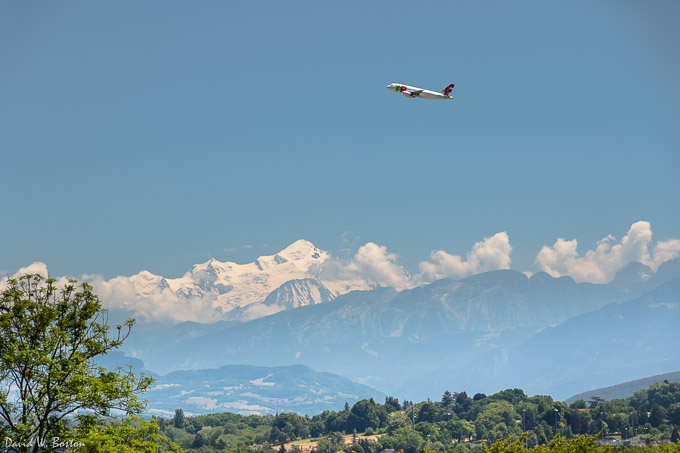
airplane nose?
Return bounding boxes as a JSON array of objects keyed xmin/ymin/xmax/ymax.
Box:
[{"xmin": 386, "ymin": 84, "xmax": 393, "ymax": 90}]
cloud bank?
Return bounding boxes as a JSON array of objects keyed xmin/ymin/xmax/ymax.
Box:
[
  {"xmin": 315, "ymin": 232, "xmax": 514, "ymax": 288},
  {"xmin": 2, "ymin": 221, "xmax": 678, "ymax": 323},
  {"xmin": 418, "ymin": 232, "xmax": 513, "ymax": 280},
  {"xmin": 535, "ymin": 221, "xmax": 680, "ymax": 283},
  {"xmin": 0, "ymin": 262, "xmax": 72, "ymax": 292},
  {"xmin": 314, "ymin": 242, "xmax": 413, "ymax": 290},
  {"xmin": 85, "ymin": 274, "xmax": 220, "ymax": 323}
]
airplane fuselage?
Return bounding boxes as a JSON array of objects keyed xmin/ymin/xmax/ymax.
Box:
[{"xmin": 386, "ymin": 83, "xmax": 454, "ymax": 100}]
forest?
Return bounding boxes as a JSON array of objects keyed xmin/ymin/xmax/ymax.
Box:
[{"xmin": 152, "ymin": 381, "xmax": 680, "ymax": 453}]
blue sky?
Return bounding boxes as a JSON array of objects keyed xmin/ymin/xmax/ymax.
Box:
[{"xmin": 1, "ymin": 0, "xmax": 678, "ymax": 280}]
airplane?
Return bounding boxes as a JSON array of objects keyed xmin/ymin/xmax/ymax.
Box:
[{"xmin": 386, "ymin": 82, "xmax": 455, "ymax": 100}]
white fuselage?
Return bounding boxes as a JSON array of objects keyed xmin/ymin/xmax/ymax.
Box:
[{"xmin": 386, "ymin": 83, "xmax": 453, "ymax": 100}]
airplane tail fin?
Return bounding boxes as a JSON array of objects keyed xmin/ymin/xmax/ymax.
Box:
[{"xmin": 441, "ymin": 84, "xmax": 455, "ymax": 96}]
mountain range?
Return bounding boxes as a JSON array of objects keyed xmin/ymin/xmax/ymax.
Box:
[
  {"xmin": 115, "ymin": 250, "xmax": 680, "ymax": 405},
  {"xmin": 98, "ymin": 240, "xmax": 373, "ymax": 322},
  {"xmin": 95, "ymin": 352, "xmax": 384, "ymax": 416},
  {"xmin": 146, "ymin": 364, "xmax": 385, "ymax": 417}
]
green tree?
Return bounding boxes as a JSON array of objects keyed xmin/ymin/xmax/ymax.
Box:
[
  {"xmin": 484, "ymin": 433, "xmax": 529, "ymax": 453},
  {"xmin": 650, "ymin": 403, "xmax": 668, "ymax": 427},
  {"xmin": 417, "ymin": 402, "xmax": 437, "ymax": 424},
  {"xmin": 490, "ymin": 389, "xmax": 527, "ymax": 406},
  {"xmin": 570, "ymin": 399, "xmax": 587, "ymax": 410},
  {"xmin": 442, "ymin": 391, "xmax": 455, "ymax": 409},
  {"xmin": 316, "ymin": 437, "xmax": 333, "ymax": 453},
  {"xmin": 348, "ymin": 399, "xmax": 386, "ymax": 432},
  {"xmin": 270, "ymin": 412, "xmax": 310, "ymax": 443},
  {"xmin": 192, "ymin": 430, "xmax": 206, "ymax": 448},
  {"xmin": 534, "ymin": 422, "xmax": 549, "ymax": 445},
  {"xmin": 476, "ymin": 401, "xmax": 520, "ymax": 441},
  {"xmin": 473, "ymin": 393, "xmax": 487, "ymax": 401},
  {"xmin": 669, "ymin": 404, "xmax": 680, "ymax": 425},
  {"xmin": 447, "ymin": 419, "xmax": 475, "ymax": 441},
  {"xmin": 386, "ymin": 411, "xmax": 410, "ymax": 434},
  {"xmin": 174, "ymin": 408, "xmax": 186, "ymax": 429},
  {"xmin": 326, "ymin": 410, "xmax": 350, "ymax": 433},
  {"xmin": 0, "ymin": 275, "xmax": 153, "ymax": 452},
  {"xmin": 380, "ymin": 427, "xmax": 423, "ymax": 450},
  {"xmin": 588, "ymin": 397, "xmax": 605, "ymax": 408},
  {"xmin": 310, "ymin": 419, "xmax": 325, "ymax": 437},
  {"xmin": 385, "ymin": 396, "xmax": 402, "ymax": 412},
  {"xmin": 73, "ymin": 416, "xmax": 182, "ymax": 452}
]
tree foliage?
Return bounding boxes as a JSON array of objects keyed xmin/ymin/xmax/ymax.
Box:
[
  {"xmin": 72, "ymin": 415, "xmax": 182, "ymax": 452},
  {"xmin": 0, "ymin": 274, "xmax": 153, "ymax": 451},
  {"xmin": 158, "ymin": 380, "xmax": 680, "ymax": 452}
]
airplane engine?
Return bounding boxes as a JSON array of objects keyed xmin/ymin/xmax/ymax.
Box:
[{"xmin": 401, "ymin": 91, "xmax": 414, "ymax": 98}]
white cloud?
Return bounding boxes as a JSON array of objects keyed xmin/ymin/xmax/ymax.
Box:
[
  {"xmin": 313, "ymin": 242, "xmax": 413, "ymax": 290},
  {"xmin": 418, "ymin": 232, "xmax": 513, "ymax": 280},
  {"xmin": 87, "ymin": 274, "xmax": 219, "ymax": 323},
  {"xmin": 0, "ymin": 262, "xmax": 72, "ymax": 291},
  {"xmin": 651, "ymin": 238, "xmax": 680, "ymax": 269},
  {"xmin": 4, "ymin": 223, "xmax": 675, "ymax": 323},
  {"xmin": 535, "ymin": 221, "xmax": 680, "ymax": 283},
  {"xmin": 354, "ymin": 243, "xmax": 412, "ymax": 289},
  {"xmin": 12, "ymin": 262, "xmax": 49, "ymax": 279},
  {"xmin": 239, "ymin": 303, "xmax": 284, "ymax": 321}
]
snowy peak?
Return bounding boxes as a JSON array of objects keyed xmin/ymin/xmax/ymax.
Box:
[
  {"xmin": 128, "ymin": 270, "xmax": 169, "ymax": 298},
  {"xmin": 97, "ymin": 240, "xmax": 371, "ymax": 323},
  {"xmin": 278, "ymin": 239, "xmax": 326, "ymax": 261},
  {"xmin": 252, "ymin": 240, "xmax": 328, "ymax": 273},
  {"xmin": 180, "ymin": 240, "xmax": 327, "ymax": 280},
  {"xmin": 263, "ymin": 278, "xmax": 334, "ymax": 310}
]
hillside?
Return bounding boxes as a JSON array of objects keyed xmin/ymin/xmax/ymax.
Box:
[
  {"xmin": 490, "ymin": 278, "xmax": 680, "ymax": 400},
  {"xmin": 120, "ymin": 261, "xmax": 680, "ymax": 401},
  {"xmin": 565, "ymin": 371, "xmax": 680, "ymax": 405},
  {"xmin": 146, "ymin": 364, "xmax": 385, "ymax": 416}
]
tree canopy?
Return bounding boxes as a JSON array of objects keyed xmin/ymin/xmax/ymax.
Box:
[{"xmin": 0, "ymin": 274, "xmax": 154, "ymax": 452}]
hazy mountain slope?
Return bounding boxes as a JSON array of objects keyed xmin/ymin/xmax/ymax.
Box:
[
  {"xmin": 121, "ymin": 320, "xmax": 241, "ymax": 362},
  {"xmin": 227, "ymin": 278, "xmax": 335, "ymax": 321},
  {"xmin": 145, "ymin": 364, "xmax": 385, "ymax": 416},
  {"xmin": 93, "ymin": 352, "xmax": 385, "ymax": 416},
  {"xmin": 384, "ymin": 270, "xmax": 623, "ymax": 332},
  {"xmin": 126, "ymin": 267, "xmax": 671, "ymax": 394},
  {"xmin": 116, "ymin": 258, "xmax": 680, "ymax": 401},
  {"xmin": 493, "ymin": 278, "xmax": 680, "ymax": 400},
  {"xmin": 648, "ymin": 258, "xmax": 680, "ymax": 287},
  {"xmin": 565, "ymin": 370, "xmax": 680, "ymax": 405}
]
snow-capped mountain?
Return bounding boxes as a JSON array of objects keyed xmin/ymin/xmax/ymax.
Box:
[
  {"xmin": 123, "ymin": 261, "xmax": 680, "ymax": 400},
  {"xmin": 93, "ymin": 240, "xmax": 373, "ymax": 323}
]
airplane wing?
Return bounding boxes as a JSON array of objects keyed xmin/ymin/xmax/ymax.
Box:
[{"xmin": 404, "ymin": 89, "xmax": 424, "ymax": 98}]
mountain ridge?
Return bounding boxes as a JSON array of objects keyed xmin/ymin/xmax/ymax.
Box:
[
  {"xmin": 565, "ymin": 370, "xmax": 680, "ymax": 405},
  {"xmin": 96, "ymin": 352, "xmax": 384, "ymax": 416},
  {"xmin": 120, "ymin": 261, "xmax": 680, "ymax": 401},
  {"xmin": 147, "ymin": 363, "xmax": 385, "ymax": 416},
  {"xmin": 491, "ymin": 278, "xmax": 680, "ymax": 399},
  {"xmin": 48, "ymin": 241, "xmax": 680, "ymax": 325},
  {"xmin": 94, "ymin": 239, "xmax": 374, "ymax": 322}
]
